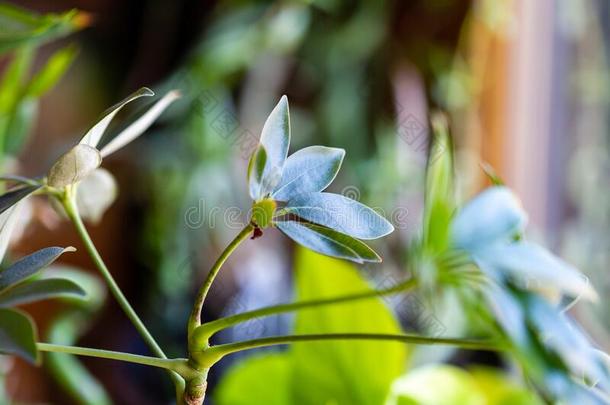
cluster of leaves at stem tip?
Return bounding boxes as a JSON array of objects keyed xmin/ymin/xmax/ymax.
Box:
[
  {"xmin": 246, "ymin": 96, "xmax": 394, "ymax": 263},
  {"xmin": 0, "ymin": 86, "xmax": 181, "ymax": 365}
]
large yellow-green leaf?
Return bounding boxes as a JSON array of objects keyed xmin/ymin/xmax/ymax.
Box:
[
  {"xmin": 291, "ymin": 248, "xmax": 408, "ymax": 405},
  {"xmin": 215, "ymin": 353, "xmax": 291, "ymax": 405}
]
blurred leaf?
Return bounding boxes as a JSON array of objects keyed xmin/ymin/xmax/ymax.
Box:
[
  {"xmin": 276, "ymin": 220, "xmax": 381, "ymax": 263},
  {"xmin": 215, "ymin": 353, "xmax": 291, "ymax": 405},
  {"xmin": 423, "ymin": 113, "xmax": 454, "ymax": 253},
  {"xmin": 247, "ymin": 145, "xmax": 268, "ymax": 201},
  {"xmin": 0, "ymin": 184, "xmax": 39, "ymax": 215},
  {"xmin": 3, "ymin": 96, "xmax": 36, "ymax": 154},
  {"xmin": 0, "ymin": 247, "xmax": 74, "ymax": 291},
  {"xmin": 79, "ymin": 87, "xmax": 154, "ymax": 148},
  {"xmin": 76, "ymin": 168, "xmax": 117, "ymax": 223},
  {"xmin": 44, "ymin": 266, "xmax": 111, "ymax": 405},
  {"xmin": 385, "ymin": 365, "xmax": 485, "ymax": 405},
  {"xmin": 284, "ymin": 192, "xmax": 394, "ymax": 239},
  {"xmin": 99, "ymin": 90, "xmax": 180, "ymax": 158},
  {"xmin": 272, "ymin": 146, "xmax": 345, "ymax": 201},
  {"xmin": 482, "ymin": 282, "xmax": 529, "ymax": 347},
  {"xmin": 291, "ymin": 248, "xmax": 408, "ymax": 405},
  {"xmin": 0, "ymin": 308, "xmax": 37, "ymax": 364},
  {"xmin": 26, "ymin": 44, "xmax": 77, "ymax": 97},
  {"xmin": 477, "ymin": 242, "xmax": 597, "ymax": 301},
  {"xmin": 527, "ymin": 295, "xmax": 608, "ymax": 385},
  {"xmin": 0, "ymin": 47, "xmax": 33, "ymax": 111},
  {"xmin": 0, "ymin": 278, "xmax": 86, "ymax": 307},
  {"xmin": 451, "ymin": 187, "xmax": 527, "ymax": 251},
  {"xmin": 258, "ymin": 95, "xmax": 290, "ymax": 198},
  {"xmin": 469, "ymin": 367, "xmax": 544, "ymax": 405},
  {"xmin": 0, "ymin": 4, "xmax": 86, "ymax": 55},
  {"xmin": 47, "ymin": 144, "xmax": 102, "ymax": 187}
]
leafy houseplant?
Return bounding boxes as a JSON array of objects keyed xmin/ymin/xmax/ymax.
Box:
[{"xmin": 0, "ymin": 87, "xmax": 607, "ymax": 405}]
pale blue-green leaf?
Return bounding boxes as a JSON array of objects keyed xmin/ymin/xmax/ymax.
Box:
[
  {"xmin": 99, "ymin": 90, "xmax": 180, "ymax": 157},
  {"xmin": 527, "ymin": 296, "xmax": 608, "ymax": 385},
  {"xmin": 481, "ymin": 282, "xmax": 529, "ymax": 347},
  {"xmin": 451, "ymin": 186, "xmax": 527, "ymax": 251},
  {"xmin": 0, "ymin": 247, "xmax": 75, "ymax": 291},
  {"xmin": 0, "ymin": 308, "xmax": 38, "ymax": 364},
  {"xmin": 79, "ymin": 87, "xmax": 154, "ymax": 148},
  {"xmin": 385, "ymin": 365, "xmax": 485, "ymax": 405},
  {"xmin": 215, "ymin": 353, "xmax": 291, "ymax": 405},
  {"xmin": 258, "ymin": 95, "xmax": 290, "ymax": 196},
  {"xmin": 284, "ymin": 192, "xmax": 394, "ymax": 239},
  {"xmin": 247, "ymin": 144, "xmax": 267, "ymax": 200},
  {"xmin": 276, "ymin": 220, "xmax": 381, "ymax": 263},
  {"xmin": 476, "ymin": 242, "xmax": 596, "ymax": 301},
  {"xmin": 291, "ymin": 248, "xmax": 408, "ymax": 405},
  {"xmin": 272, "ymin": 146, "xmax": 345, "ymax": 201},
  {"xmin": 0, "ymin": 184, "xmax": 38, "ymax": 215},
  {"xmin": 0, "ymin": 278, "xmax": 86, "ymax": 307}
]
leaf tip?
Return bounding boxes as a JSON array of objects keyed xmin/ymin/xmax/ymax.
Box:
[{"xmin": 63, "ymin": 246, "xmax": 77, "ymax": 253}]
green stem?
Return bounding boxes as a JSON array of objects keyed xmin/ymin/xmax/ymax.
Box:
[
  {"xmin": 200, "ymin": 278, "xmax": 417, "ymax": 339},
  {"xmin": 188, "ymin": 223, "xmax": 254, "ymax": 336},
  {"xmin": 198, "ymin": 333, "xmax": 501, "ymax": 366},
  {"xmin": 60, "ymin": 192, "xmax": 185, "ymax": 397},
  {"xmin": 37, "ymin": 343, "xmax": 190, "ymax": 375}
]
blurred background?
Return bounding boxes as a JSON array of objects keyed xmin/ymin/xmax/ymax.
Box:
[{"xmin": 1, "ymin": 0, "xmax": 609, "ymax": 403}]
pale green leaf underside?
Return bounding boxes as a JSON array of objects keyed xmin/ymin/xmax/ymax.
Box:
[
  {"xmin": 79, "ymin": 87, "xmax": 154, "ymax": 148},
  {"xmin": 99, "ymin": 90, "xmax": 180, "ymax": 157}
]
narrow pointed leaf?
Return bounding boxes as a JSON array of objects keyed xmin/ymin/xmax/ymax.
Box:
[
  {"xmin": 0, "ymin": 278, "xmax": 86, "ymax": 307},
  {"xmin": 452, "ymin": 187, "xmax": 527, "ymax": 251},
  {"xmin": 0, "ymin": 247, "xmax": 75, "ymax": 291},
  {"xmin": 99, "ymin": 90, "xmax": 180, "ymax": 157},
  {"xmin": 79, "ymin": 87, "xmax": 154, "ymax": 148},
  {"xmin": 276, "ymin": 220, "xmax": 381, "ymax": 263},
  {"xmin": 423, "ymin": 113, "xmax": 454, "ymax": 253},
  {"xmin": 47, "ymin": 144, "xmax": 102, "ymax": 187},
  {"xmin": 476, "ymin": 242, "xmax": 597, "ymax": 301},
  {"xmin": 0, "ymin": 308, "xmax": 38, "ymax": 364},
  {"xmin": 26, "ymin": 44, "xmax": 77, "ymax": 97},
  {"xmin": 257, "ymin": 95, "xmax": 290, "ymax": 198},
  {"xmin": 0, "ymin": 184, "xmax": 39, "ymax": 215},
  {"xmin": 272, "ymin": 146, "xmax": 345, "ymax": 201},
  {"xmin": 284, "ymin": 192, "xmax": 394, "ymax": 240}
]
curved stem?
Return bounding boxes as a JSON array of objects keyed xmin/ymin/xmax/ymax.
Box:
[
  {"xmin": 201, "ymin": 278, "xmax": 417, "ymax": 339},
  {"xmin": 60, "ymin": 193, "xmax": 185, "ymax": 396},
  {"xmin": 200, "ymin": 333, "xmax": 502, "ymax": 366},
  {"xmin": 37, "ymin": 343, "xmax": 188, "ymax": 374},
  {"xmin": 188, "ymin": 223, "xmax": 254, "ymax": 336}
]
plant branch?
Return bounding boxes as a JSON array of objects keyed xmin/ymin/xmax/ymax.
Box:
[
  {"xmin": 198, "ymin": 333, "xmax": 502, "ymax": 366},
  {"xmin": 188, "ymin": 223, "xmax": 254, "ymax": 336},
  {"xmin": 60, "ymin": 192, "xmax": 185, "ymax": 395},
  {"xmin": 200, "ymin": 278, "xmax": 417, "ymax": 338},
  {"xmin": 37, "ymin": 343, "xmax": 190, "ymax": 375}
]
